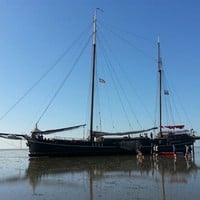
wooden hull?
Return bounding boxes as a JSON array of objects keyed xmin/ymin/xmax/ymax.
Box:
[
  {"xmin": 26, "ymin": 137, "xmax": 152, "ymax": 157},
  {"xmin": 26, "ymin": 133, "xmax": 196, "ymax": 157}
]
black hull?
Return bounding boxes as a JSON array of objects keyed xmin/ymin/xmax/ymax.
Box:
[
  {"xmin": 27, "ymin": 137, "xmax": 152, "ymax": 157},
  {"xmin": 154, "ymin": 134, "xmax": 196, "ymax": 154},
  {"xmin": 26, "ymin": 133, "xmax": 196, "ymax": 157}
]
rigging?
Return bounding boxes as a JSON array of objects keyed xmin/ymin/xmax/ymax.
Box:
[
  {"xmin": 0, "ymin": 24, "xmax": 92, "ymax": 121},
  {"xmin": 36, "ymin": 34, "xmax": 92, "ymax": 125}
]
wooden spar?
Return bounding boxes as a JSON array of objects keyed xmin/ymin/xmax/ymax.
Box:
[
  {"xmin": 90, "ymin": 9, "xmax": 97, "ymax": 142},
  {"xmin": 158, "ymin": 39, "xmax": 163, "ymax": 137}
]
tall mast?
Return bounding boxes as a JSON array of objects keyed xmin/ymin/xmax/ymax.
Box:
[
  {"xmin": 90, "ymin": 9, "xmax": 97, "ymax": 142},
  {"xmin": 157, "ymin": 39, "xmax": 163, "ymax": 137}
]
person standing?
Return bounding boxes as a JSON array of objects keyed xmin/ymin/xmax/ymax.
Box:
[{"xmin": 172, "ymin": 144, "xmax": 176, "ymax": 159}]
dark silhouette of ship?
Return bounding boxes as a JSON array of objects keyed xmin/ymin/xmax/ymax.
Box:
[{"xmin": 0, "ymin": 9, "xmax": 199, "ymax": 157}]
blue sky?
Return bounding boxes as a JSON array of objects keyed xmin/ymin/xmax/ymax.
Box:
[{"xmin": 0, "ymin": 0, "xmax": 200, "ymax": 148}]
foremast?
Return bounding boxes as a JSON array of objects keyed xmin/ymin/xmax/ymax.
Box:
[
  {"xmin": 90, "ymin": 9, "xmax": 97, "ymax": 142},
  {"xmin": 157, "ymin": 39, "xmax": 163, "ymax": 137}
]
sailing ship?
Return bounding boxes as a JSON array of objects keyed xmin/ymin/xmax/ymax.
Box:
[{"xmin": 0, "ymin": 10, "xmax": 199, "ymax": 156}]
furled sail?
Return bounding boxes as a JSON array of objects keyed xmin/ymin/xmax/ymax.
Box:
[
  {"xmin": 0, "ymin": 133, "xmax": 26, "ymax": 140},
  {"xmin": 165, "ymin": 125, "xmax": 184, "ymax": 129},
  {"xmin": 93, "ymin": 127, "xmax": 157, "ymax": 137},
  {"xmin": 162, "ymin": 129, "xmax": 190, "ymax": 134},
  {"xmin": 31, "ymin": 124, "xmax": 86, "ymax": 135}
]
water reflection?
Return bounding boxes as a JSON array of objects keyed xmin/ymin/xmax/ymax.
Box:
[
  {"xmin": 27, "ymin": 156, "xmax": 199, "ymax": 198},
  {"xmin": 1, "ymin": 154, "xmax": 200, "ymax": 200},
  {"xmin": 28, "ymin": 156, "xmax": 197, "ymax": 176},
  {"xmin": 27, "ymin": 156, "xmax": 150, "ymax": 189}
]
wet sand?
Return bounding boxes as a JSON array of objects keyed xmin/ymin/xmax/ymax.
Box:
[{"xmin": 0, "ymin": 148, "xmax": 200, "ymax": 200}]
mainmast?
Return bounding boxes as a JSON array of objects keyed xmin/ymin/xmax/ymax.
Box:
[
  {"xmin": 90, "ymin": 9, "xmax": 97, "ymax": 142},
  {"xmin": 157, "ymin": 39, "xmax": 163, "ymax": 137}
]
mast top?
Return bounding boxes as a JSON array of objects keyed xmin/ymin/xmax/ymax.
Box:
[
  {"xmin": 157, "ymin": 36, "xmax": 160, "ymax": 43},
  {"xmin": 157, "ymin": 39, "xmax": 162, "ymax": 72},
  {"xmin": 93, "ymin": 8, "xmax": 103, "ymax": 45},
  {"xmin": 92, "ymin": 10, "xmax": 97, "ymax": 45}
]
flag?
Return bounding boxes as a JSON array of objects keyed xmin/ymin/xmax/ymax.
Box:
[
  {"xmin": 164, "ymin": 90, "xmax": 169, "ymax": 95},
  {"xmin": 99, "ymin": 78, "xmax": 106, "ymax": 83}
]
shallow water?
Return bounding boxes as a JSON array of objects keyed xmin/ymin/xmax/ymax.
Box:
[{"xmin": 0, "ymin": 147, "xmax": 200, "ymax": 200}]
